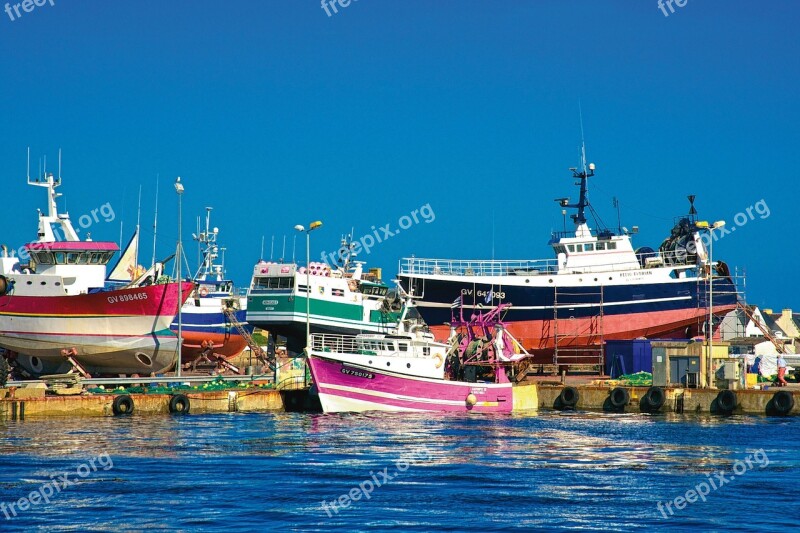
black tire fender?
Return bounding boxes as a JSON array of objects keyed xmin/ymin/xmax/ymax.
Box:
[
  {"xmin": 557, "ymin": 386, "xmax": 579, "ymax": 410},
  {"xmin": 641, "ymin": 386, "xmax": 666, "ymax": 413},
  {"xmin": 715, "ymin": 389, "xmax": 737, "ymax": 414},
  {"xmin": 771, "ymin": 390, "xmax": 794, "ymax": 416},
  {"xmin": 609, "ymin": 387, "xmax": 630, "ymax": 409},
  {"xmin": 169, "ymin": 393, "xmax": 190, "ymax": 414},
  {"xmin": 112, "ymin": 395, "xmax": 134, "ymax": 416}
]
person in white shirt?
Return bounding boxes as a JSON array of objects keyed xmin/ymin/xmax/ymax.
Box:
[{"xmin": 776, "ymin": 354, "xmax": 788, "ymax": 387}]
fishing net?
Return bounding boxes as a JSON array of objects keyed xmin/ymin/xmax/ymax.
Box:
[
  {"xmin": 615, "ymin": 371, "xmax": 653, "ymax": 386},
  {"xmin": 86, "ymin": 376, "xmax": 275, "ymax": 395}
]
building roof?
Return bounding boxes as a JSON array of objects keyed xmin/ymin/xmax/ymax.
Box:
[
  {"xmin": 762, "ymin": 313, "xmax": 785, "ymax": 335},
  {"xmin": 728, "ymin": 337, "xmax": 773, "ymax": 346}
]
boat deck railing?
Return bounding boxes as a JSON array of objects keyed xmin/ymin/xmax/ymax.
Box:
[
  {"xmin": 400, "ymin": 253, "xmax": 699, "ymax": 277},
  {"xmin": 311, "ymin": 334, "xmax": 361, "ymax": 354},
  {"xmin": 310, "ymin": 333, "xmax": 438, "ymax": 358},
  {"xmin": 399, "ymin": 258, "xmax": 559, "ymax": 277}
]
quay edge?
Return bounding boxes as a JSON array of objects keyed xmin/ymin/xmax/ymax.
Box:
[
  {"xmin": 0, "ymin": 388, "xmax": 306, "ymax": 418},
  {"xmin": 1, "ymin": 384, "xmax": 797, "ymax": 418},
  {"xmin": 533, "ymin": 385, "xmax": 799, "ymax": 416}
]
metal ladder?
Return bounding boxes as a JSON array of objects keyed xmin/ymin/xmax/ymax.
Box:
[
  {"xmin": 737, "ymin": 301, "xmax": 787, "ymax": 354},
  {"xmin": 552, "ymin": 285, "xmax": 605, "ymax": 369},
  {"xmin": 222, "ymin": 305, "xmax": 273, "ymax": 368}
]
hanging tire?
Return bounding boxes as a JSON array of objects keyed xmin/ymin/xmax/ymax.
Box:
[
  {"xmin": 112, "ymin": 395, "xmax": 134, "ymax": 416},
  {"xmin": 715, "ymin": 390, "xmax": 737, "ymax": 415},
  {"xmin": 609, "ymin": 387, "xmax": 630, "ymax": 409},
  {"xmin": 641, "ymin": 386, "xmax": 666, "ymax": 413},
  {"xmin": 770, "ymin": 390, "xmax": 794, "ymax": 416},
  {"xmin": 557, "ymin": 386, "xmax": 579, "ymax": 410},
  {"xmin": 169, "ymin": 394, "xmax": 190, "ymax": 415}
]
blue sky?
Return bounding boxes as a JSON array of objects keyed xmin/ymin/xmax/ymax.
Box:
[{"xmin": 1, "ymin": 1, "xmax": 797, "ymax": 310}]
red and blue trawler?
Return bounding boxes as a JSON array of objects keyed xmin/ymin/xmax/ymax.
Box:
[{"xmin": 399, "ymin": 149, "xmax": 739, "ymax": 360}]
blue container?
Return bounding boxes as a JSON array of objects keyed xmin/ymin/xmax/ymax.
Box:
[{"xmin": 605, "ymin": 340, "xmax": 654, "ymax": 377}]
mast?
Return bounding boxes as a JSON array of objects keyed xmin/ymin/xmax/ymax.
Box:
[
  {"xmin": 135, "ymin": 185, "xmax": 141, "ymax": 267},
  {"xmin": 193, "ymin": 207, "xmax": 217, "ymax": 280},
  {"xmin": 27, "ymin": 149, "xmax": 79, "ymax": 242},
  {"xmin": 151, "ymin": 174, "xmax": 159, "ymax": 269}
]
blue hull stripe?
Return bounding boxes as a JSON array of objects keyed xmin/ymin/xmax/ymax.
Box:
[{"xmin": 399, "ymin": 276, "xmax": 739, "ymax": 325}]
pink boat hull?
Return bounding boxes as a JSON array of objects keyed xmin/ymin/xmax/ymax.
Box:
[{"xmin": 308, "ymin": 354, "xmax": 513, "ymax": 413}]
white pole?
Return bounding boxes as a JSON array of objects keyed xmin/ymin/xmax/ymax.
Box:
[
  {"xmin": 306, "ymin": 230, "xmax": 311, "ymax": 350},
  {"xmin": 175, "ymin": 177, "xmax": 184, "ymax": 377},
  {"xmin": 708, "ymin": 233, "xmax": 713, "ymax": 388}
]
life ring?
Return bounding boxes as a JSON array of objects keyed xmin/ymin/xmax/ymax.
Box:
[
  {"xmin": 198, "ymin": 287, "xmax": 209, "ymax": 297},
  {"xmin": 0, "ymin": 275, "xmax": 11, "ymax": 296},
  {"xmin": 433, "ymin": 353, "xmax": 444, "ymax": 369},
  {"xmin": 169, "ymin": 394, "xmax": 190, "ymax": 414},
  {"xmin": 112, "ymin": 395, "xmax": 134, "ymax": 416}
]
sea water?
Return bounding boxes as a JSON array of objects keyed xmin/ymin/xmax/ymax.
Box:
[{"xmin": 0, "ymin": 411, "xmax": 796, "ymax": 531}]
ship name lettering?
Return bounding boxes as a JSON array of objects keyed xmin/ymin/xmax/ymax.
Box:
[
  {"xmin": 107, "ymin": 292, "xmax": 148, "ymax": 304},
  {"xmin": 341, "ymin": 368, "xmax": 374, "ymax": 379},
  {"xmin": 619, "ymin": 271, "xmax": 654, "ymax": 278}
]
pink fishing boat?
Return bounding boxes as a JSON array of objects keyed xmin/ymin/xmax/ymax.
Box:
[{"xmin": 307, "ymin": 297, "xmax": 528, "ymax": 413}]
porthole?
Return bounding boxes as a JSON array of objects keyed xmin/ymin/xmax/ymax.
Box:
[
  {"xmin": 407, "ymin": 363, "xmax": 411, "ymax": 369},
  {"xmin": 387, "ymin": 362, "xmax": 391, "ymax": 367},
  {"xmin": 135, "ymin": 352, "xmax": 153, "ymax": 366}
]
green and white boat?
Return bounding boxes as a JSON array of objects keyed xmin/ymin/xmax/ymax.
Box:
[{"xmin": 246, "ymin": 242, "xmax": 403, "ymax": 354}]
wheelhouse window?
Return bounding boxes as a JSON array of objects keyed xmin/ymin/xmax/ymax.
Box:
[
  {"xmin": 584, "ymin": 243, "xmax": 594, "ymax": 252},
  {"xmin": 253, "ymin": 276, "xmax": 295, "ymax": 290},
  {"xmin": 35, "ymin": 252, "xmax": 53, "ymax": 264},
  {"xmin": 362, "ymin": 285, "xmax": 389, "ymax": 297},
  {"xmin": 595, "ymin": 242, "xmax": 605, "ymax": 251},
  {"xmin": 607, "ymin": 242, "xmax": 617, "ymax": 250},
  {"xmin": 567, "ymin": 244, "xmax": 575, "ymax": 252}
]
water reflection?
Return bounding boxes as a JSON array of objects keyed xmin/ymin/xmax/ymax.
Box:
[{"xmin": 0, "ymin": 411, "xmax": 797, "ymax": 530}]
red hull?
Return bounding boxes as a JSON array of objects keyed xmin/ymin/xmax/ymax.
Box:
[
  {"xmin": 180, "ymin": 332, "xmax": 249, "ymax": 361},
  {"xmin": 0, "ymin": 281, "xmax": 193, "ymax": 317},
  {"xmin": 429, "ymin": 305, "xmax": 737, "ymax": 358}
]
